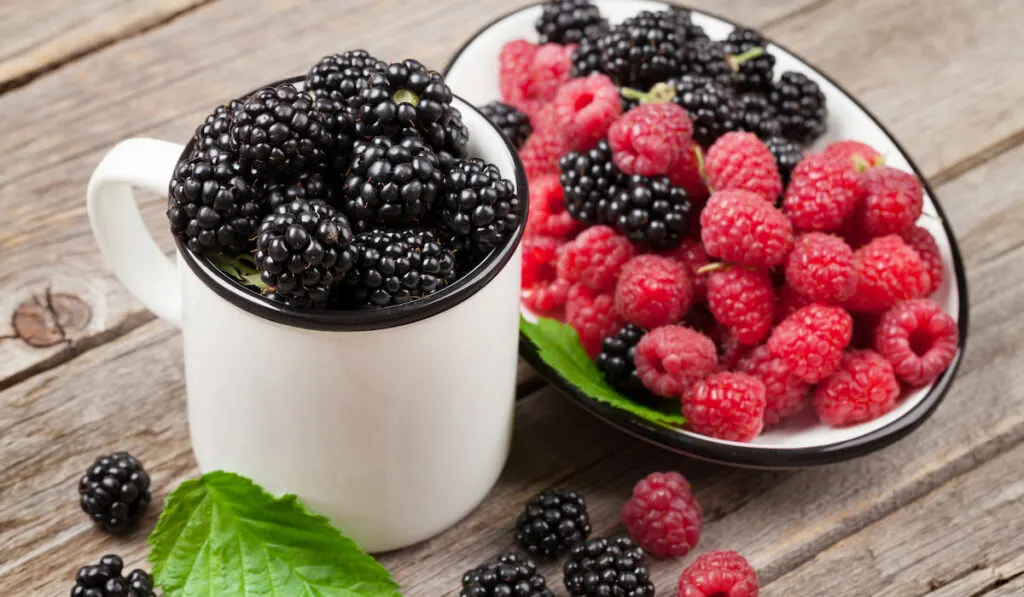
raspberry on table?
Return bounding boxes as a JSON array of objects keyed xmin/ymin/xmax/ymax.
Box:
[
  {"xmin": 597, "ymin": 324, "xmax": 655, "ymax": 398},
  {"xmin": 555, "ymin": 74, "xmax": 623, "ymax": 151},
  {"xmin": 521, "ymin": 235, "xmax": 571, "ymax": 313},
  {"xmin": 901, "ymin": 225, "xmax": 944, "ymax": 296},
  {"xmin": 677, "ymin": 550, "xmax": 759, "ymax": 597},
  {"xmin": 558, "ymin": 225, "xmax": 637, "ymax": 292},
  {"xmin": 479, "ymin": 101, "xmax": 533, "ymax": 149},
  {"xmin": 564, "ymin": 536, "xmax": 654, "ymax": 597},
  {"xmin": 706, "ymin": 267, "xmax": 775, "ymax": 346},
  {"xmin": 770, "ymin": 71, "xmax": 827, "ymax": 144},
  {"xmin": 634, "ymin": 325, "xmax": 718, "ymax": 397},
  {"xmin": 621, "ymin": 471, "xmax": 703, "ymax": 559},
  {"xmin": 660, "ymin": 236, "xmax": 711, "ymax": 303},
  {"xmin": 739, "ymin": 345, "xmax": 810, "ymax": 426},
  {"xmin": 823, "ymin": 139, "xmax": 883, "ymax": 171},
  {"xmin": 763, "ymin": 135, "xmax": 803, "ymax": 186},
  {"xmin": 521, "ymin": 126, "xmax": 569, "ymax": 180},
  {"xmin": 700, "ymin": 189, "xmax": 794, "ymax": 268},
  {"xmin": 615, "ymin": 255, "xmax": 694, "ymax": 329},
  {"xmin": 566, "ymin": 284, "xmax": 623, "ymax": 357},
  {"xmin": 774, "ymin": 283, "xmax": 814, "ymax": 324},
  {"xmin": 814, "ymin": 349, "xmax": 900, "ymax": 426},
  {"xmin": 705, "ymin": 131, "xmax": 783, "ymax": 203},
  {"xmin": 461, "ymin": 553, "xmax": 554, "ymax": 597},
  {"xmin": 606, "ymin": 174, "xmax": 694, "ymax": 250},
  {"xmin": 874, "ymin": 298, "xmax": 959, "ymax": 386},
  {"xmin": 782, "ymin": 153, "xmax": 861, "ymax": 233},
  {"xmin": 854, "ymin": 166, "xmax": 925, "ymax": 237},
  {"xmin": 683, "ymin": 372, "xmax": 766, "ymax": 442},
  {"xmin": 527, "ymin": 174, "xmax": 578, "ymax": 238},
  {"xmin": 784, "ymin": 232, "xmax": 857, "ymax": 303},
  {"xmin": 845, "ymin": 235, "xmax": 931, "ymax": 312},
  {"xmin": 515, "ymin": 489, "xmax": 592, "ymax": 559},
  {"xmin": 609, "ymin": 102, "xmax": 694, "ymax": 178},
  {"xmin": 560, "ymin": 139, "xmax": 624, "ymax": 225},
  {"xmin": 500, "ymin": 41, "xmax": 574, "ymax": 117},
  {"xmin": 768, "ymin": 303, "xmax": 853, "ymax": 384}
]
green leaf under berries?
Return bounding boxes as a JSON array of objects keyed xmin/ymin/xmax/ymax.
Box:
[
  {"xmin": 207, "ymin": 252, "xmax": 268, "ymax": 290},
  {"xmin": 148, "ymin": 471, "xmax": 401, "ymax": 597},
  {"xmin": 519, "ymin": 316, "xmax": 686, "ymax": 427}
]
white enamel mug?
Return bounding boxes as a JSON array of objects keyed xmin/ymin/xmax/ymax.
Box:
[{"xmin": 86, "ymin": 91, "xmax": 528, "ymax": 552}]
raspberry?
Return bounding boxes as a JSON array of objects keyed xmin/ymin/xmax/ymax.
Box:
[
  {"xmin": 499, "ymin": 40, "xmax": 537, "ymax": 108},
  {"xmin": 558, "ymin": 225, "xmax": 637, "ymax": 292},
  {"xmin": 854, "ymin": 166, "xmax": 924, "ymax": 237},
  {"xmin": 500, "ymin": 41, "xmax": 574, "ymax": 117},
  {"xmin": 660, "ymin": 237, "xmax": 710, "ymax": 303},
  {"xmin": 814, "ymin": 350, "xmax": 900, "ymax": 426},
  {"xmin": 521, "ymin": 235, "xmax": 571, "ymax": 313},
  {"xmin": 669, "ymin": 142, "xmax": 709, "ymax": 201},
  {"xmin": 738, "ymin": 345, "xmax": 810, "ymax": 426},
  {"xmin": 677, "ymin": 551, "xmax": 759, "ymax": 597},
  {"xmin": 874, "ymin": 298, "xmax": 959, "ymax": 386},
  {"xmin": 705, "ymin": 132, "xmax": 783, "ymax": 203},
  {"xmin": 706, "ymin": 267, "xmax": 775, "ymax": 346},
  {"xmin": 609, "ymin": 103, "xmax": 694, "ymax": 178},
  {"xmin": 782, "ymin": 153, "xmax": 861, "ymax": 233},
  {"xmin": 634, "ymin": 326, "xmax": 717, "ymax": 397},
  {"xmin": 784, "ymin": 232, "xmax": 857, "ymax": 303},
  {"xmin": 621, "ymin": 471, "xmax": 703, "ymax": 559},
  {"xmin": 768, "ymin": 303, "xmax": 853, "ymax": 384},
  {"xmin": 566, "ymin": 284, "xmax": 623, "ymax": 357},
  {"xmin": 901, "ymin": 225, "xmax": 944, "ymax": 296},
  {"xmin": 851, "ymin": 311, "xmax": 882, "ymax": 349},
  {"xmin": 521, "ymin": 127, "xmax": 569, "ymax": 179},
  {"xmin": 823, "ymin": 140, "xmax": 883, "ymax": 171},
  {"xmin": 845, "ymin": 235, "xmax": 931, "ymax": 313},
  {"xmin": 716, "ymin": 330, "xmax": 752, "ymax": 371},
  {"xmin": 555, "ymin": 74, "xmax": 623, "ymax": 151},
  {"xmin": 527, "ymin": 174, "xmax": 578, "ymax": 238},
  {"xmin": 774, "ymin": 283, "xmax": 813, "ymax": 323},
  {"xmin": 683, "ymin": 372, "xmax": 766, "ymax": 442},
  {"xmin": 700, "ymin": 190, "xmax": 794, "ymax": 268},
  {"xmin": 615, "ymin": 255, "xmax": 694, "ymax": 329}
]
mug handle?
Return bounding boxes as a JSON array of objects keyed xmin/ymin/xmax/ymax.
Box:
[{"xmin": 87, "ymin": 138, "xmax": 186, "ymax": 328}]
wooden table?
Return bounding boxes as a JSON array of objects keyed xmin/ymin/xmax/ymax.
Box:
[{"xmin": 2, "ymin": 0, "xmax": 1023, "ymax": 595}]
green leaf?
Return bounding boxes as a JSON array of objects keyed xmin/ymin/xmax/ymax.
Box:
[
  {"xmin": 520, "ymin": 316, "xmax": 685, "ymax": 427},
  {"xmin": 207, "ymin": 252, "xmax": 268, "ymax": 290},
  {"xmin": 149, "ymin": 471, "xmax": 402, "ymax": 597}
]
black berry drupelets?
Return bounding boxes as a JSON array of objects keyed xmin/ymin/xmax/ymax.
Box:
[
  {"xmin": 191, "ymin": 100, "xmax": 242, "ymax": 163},
  {"xmin": 764, "ymin": 135, "xmax": 803, "ymax": 185},
  {"xmin": 770, "ymin": 71, "xmax": 828, "ymax": 144},
  {"xmin": 460, "ymin": 553, "xmax": 554, "ymax": 597},
  {"xmin": 351, "ymin": 59, "xmax": 454, "ymax": 138},
  {"xmin": 479, "ymin": 101, "xmax": 533, "ymax": 150},
  {"xmin": 72, "ymin": 555, "xmax": 156, "ymax": 597},
  {"xmin": 559, "ymin": 139, "xmax": 622, "ymax": 225},
  {"xmin": 678, "ymin": 38, "xmax": 737, "ymax": 88},
  {"xmin": 417, "ymin": 105, "xmax": 469, "ymax": 159},
  {"xmin": 306, "ymin": 49, "xmax": 387, "ymax": 105},
  {"xmin": 667, "ymin": 76, "xmax": 740, "ymax": 147},
  {"xmin": 439, "ymin": 158, "xmax": 520, "ymax": 255},
  {"xmin": 571, "ymin": 37, "xmax": 603, "ymax": 78},
  {"xmin": 265, "ymin": 171, "xmax": 334, "ymax": 212},
  {"xmin": 343, "ymin": 228, "xmax": 456, "ymax": 308},
  {"xmin": 721, "ymin": 27, "xmax": 776, "ymax": 94},
  {"xmin": 736, "ymin": 93, "xmax": 783, "ymax": 140},
  {"xmin": 535, "ymin": 0, "xmax": 608, "ymax": 45},
  {"xmin": 515, "ymin": 489, "xmax": 592, "ymax": 559},
  {"xmin": 312, "ymin": 94, "xmax": 357, "ymax": 172},
  {"xmin": 78, "ymin": 452, "xmax": 151, "ymax": 534},
  {"xmin": 563, "ymin": 537, "xmax": 654, "ymax": 597},
  {"xmin": 343, "ymin": 136, "xmax": 443, "ymax": 227},
  {"xmin": 167, "ymin": 156, "xmax": 262, "ymax": 254},
  {"xmin": 599, "ymin": 10, "xmax": 689, "ymax": 89},
  {"xmin": 596, "ymin": 325, "xmax": 654, "ymax": 399},
  {"xmin": 606, "ymin": 174, "xmax": 693, "ymax": 250}
]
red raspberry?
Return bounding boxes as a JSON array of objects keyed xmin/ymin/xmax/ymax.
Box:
[
  {"xmin": 774, "ymin": 283, "xmax": 813, "ymax": 324},
  {"xmin": 521, "ymin": 235, "xmax": 570, "ymax": 314},
  {"xmin": 554, "ymin": 74, "xmax": 623, "ymax": 152},
  {"xmin": 499, "ymin": 41, "xmax": 573, "ymax": 117},
  {"xmin": 615, "ymin": 255, "xmax": 693, "ymax": 329},
  {"xmin": 814, "ymin": 349, "xmax": 900, "ymax": 426},
  {"xmin": 768, "ymin": 303, "xmax": 853, "ymax": 384},
  {"xmin": 784, "ymin": 232, "xmax": 857, "ymax": 303},
  {"xmin": 717, "ymin": 331, "xmax": 751, "ymax": 371},
  {"xmin": 661, "ymin": 237, "xmax": 711, "ymax": 303},
  {"xmin": 565, "ymin": 284, "xmax": 623, "ymax": 358},
  {"xmin": 706, "ymin": 267, "xmax": 775, "ymax": 346},
  {"xmin": 609, "ymin": 103, "xmax": 694, "ymax": 178},
  {"xmin": 700, "ymin": 190, "xmax": 794, "ymax": 268},
  {"xmin": 557, "ymin": 225, "xmax": 637, "ymax": 292},
  {"xmin": 499, "ymin": 40, "xmax": 536, "ymax": 106},
  {"xmin": 901, "ymin": 225, "xmax": 944, "ymax": 296},
  {"xmin": 738, "ymin": 345, "xmax": 810, "ymax": 426},
  {"xmin": 782, "ymin": 153, "xmax": 861, "ymax": 233},
  {"xmin": 854, "ymin": 167, "xmax": 924, "ymax": 237},
  {"xmin": 683, "ymin": 372, "xmax": 766, "ymax": 442},
  {"xmin": 678, "ymin": 551, "xmax": 759, "ymax": 597},
  {"xmin": 669, "ymin": 142, "xmax": 710, "ymax": 201},
  {"xmin": 874, "ymin": 298, "xmax": 959, "ymax": 386},
  {"xmin": 823, "ymin": 140, "xmax": 883, "ymax": 171},
  {"xmin": 520, "ymin": 127, "xmax": 568, "ymax": 179},
  {"xmin": 635, "ymin": 326, "xmax": 718, "ymax": 398},
  {"xmin": 845, "ymin": 235, "xmax": 931, "ymax": 313},
  {"xmin": 526, "ymin": 174, "xmax": 577, "ymax": 238},
  {"xmin": 705, "ymin": 132, "xmax": 783, "ymax": 203},
  {"xmin": 621, "ymin": 471, "xmax": 703, "ymax": 559}
]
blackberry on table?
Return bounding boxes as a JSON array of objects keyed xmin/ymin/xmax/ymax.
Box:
[
  {"xmin": 306, "ymin": 49, "xmax": 387, "ymax": 105},
  {"xmin": 515, "ymin": 489, "xmax": 592, "ymax": 559},
  {"xmin": 559, "ymin": 139, "xmax": 623, "ymax": 225},
  {"xmin": 460, "ymin": 553, "xmax": 554, "ymax": 597},
  {"xmin": 439, "ymin": 157, "xmax": 520, "ymax": 255},
  {"xmin": 479, "ymin": 101, "xmax": 533, "ymax": 149},
  {"xmin": 191, "ymin": 99, "xmax": 242, "ymax": 163},
  {"xmin": 351, "ymin": 59, "xmax": 454, "ymax": 138},
  {"xmin": 342, "ymin": 228, "xmax": 456, "ymax": 308},
  {"xmin": 571, "ymin": 37, "xmax": 603, "ymax": 78},
  {"xmin": 535, "ymin": 0, "xmax": 608, "ymax": 44},
  {"xmin": 72, "ymin": 555, "xmax": 156, "ymax": 597},
  {"xmin": 78, "ymin": 452, "xmax": 151, "ymax": 534},
  {"xmin": 667, "ymin": 76, "xmax": 740, "ymax": 147},
  {"xmin": 167, "ymin": 156, "xmax": 262, "ymax": 254},
  {"xmin": 266, "ymin": 171, "xmax": 334, "ymax": 212},
  {"xmin": 563, "ymin": 537, "xmax": 654, "ymax": 597},
  {"xmin": 764, "ymin": 135, "xmax": 803, "ymax": 185},
  {"xmin": 597, "ymin": 324, "xmax": 654, "ymax": 399},
  {"xmin": 736, "ymin": 93, "xmax": 783, "ymax": 139},
  {"xmin": 678, "ymin": 38, "xmax": 737, "ymax": 88},
  {"xmin": 599, "ymin": 10, "xmax": 689, "ymax": 88},
  {"xmin": 343, "ymin": 136, "xmax": 442, "ymax": 227},
  {"xmin": 606, "ymin": 174, "xmax": 693, "ymax": 250},
  {"xmin": 770, "ymin": 71, "xmax": 827, "ymax": 144},
  {"xmin": 722, "ymin": 27, "xmax": 776, "ymax": 94},
  {"xmin": 255, "ymin": 199, "xmax": 356, "ymax": 308}
]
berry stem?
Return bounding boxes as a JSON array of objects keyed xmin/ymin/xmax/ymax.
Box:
[
  {"xmin": 392, "ymin": 88, "xmax": 420, "ymax": 106},
  {"xmin": 621, "ymin": 83, "xmax": 676, "ymax": 105},
  {"xmin": 696, "ymin": 262, "xmax": 731, "ymax": 275},
  {"xmin": 727, "ymin": 47, "xmax": 765, "ymax": 71}
]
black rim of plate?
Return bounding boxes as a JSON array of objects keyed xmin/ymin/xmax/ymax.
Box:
[
  {"xmin": 174, "ymin": 76, "xmax": 530, "ymax": 332},
  {"xmin": 443, "ymin": 1, "xmax": 971, "ymax": 469}
]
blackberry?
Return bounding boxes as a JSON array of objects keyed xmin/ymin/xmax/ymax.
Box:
[
  {"xmin": 721, "ymin": 27, "xmax": 776, "ymax": 94},
  {"xmin": 596, "ymin": 325, "xmax": 653, "ymax": 398},
  {"xmin": 343, "ymin": 136, "xmax": 442, "ymax": 228},
  {"xmin": 607, "ymin": 174, "xmax": 692, "ymax": 250},
  {"xmin": 78, "ymin": 452, "xmax": 151, "ymax": 534},
  {"xmin": 191, "ymin": 99, "xmax": 242, "ymax": 163},
  {"xmin": 460, "ymin": 553, "xmax": 554, "ymax": 597},
  {"xmin": 439, "ymin": 158, "xmax": 520, "ymax": 255},
  {"xmin": 599, "ymin": 10, "xmax": 689, "ymax": 88},
  {"xmin": 417, "ymin": 105, "xmax": 469, "ymax": 159},
  {"xmin": 167, "ymin": 156, "xmax": 262, "ymax": 254},
  {"xmin": 563, "ymin": 537, "xmax": 654, "ymax": 597},
  {"xmin": 351, "ymin": 59, "xmax": 454, "ymax": 138},
  {"xmin": 736, "ymin": 93, "xmax": 783, "ymax": 139},
  {"xmin": 559, "ymin": 139, "xmax": 623, "ymax": 225},
  {"xmin": 479, "ymin": 101, "xmax": 533, "ymax": 149},
  {"xmin": 678, "ymin": 38, "xmax": 737, "ymax": 88},
  {"xmin": 343, "ymin": 228, "xmax": 456, "ymax": 308},
  {"xmin": 515, "ymin": 489, "xmax": 592, "ymax": 559},
  {"xmin": 535, "ymin": 0, "xmax": 608, "ymax": 44},
  {"xmin": 306, "ymin": 49, "xmax": 387, "ymax": 105},
  {"xmin": 667, "ymin": 76, "xmax": 740, "ymax": 147},
  {"xmin": 72, "ymin": 555, "xmax": 156, "ymax": 597},
  {"xmin": 571, "ymin": 37, "xmax": 603, "ymax": 78},
  {"xmin": 255, "ymin": 199, "xmax": 356, "ymax": 307},
  {"xmin": 266, "ymin": 171, "xmax": 334, "ymax": 212},
  {"xmin": 312, "ymin": 94, "xmax": 357, "ymax": 173},
  {"xmin": 770, "ymin": 71, "xmax": 827, "ymax": 144},
  {"xmin": 764, "ymin": 135, "xmax": 803, "ymax": 185},
  {"xmin": 671, "ymin": 7, "xmax": 710, "ymax": 43},
  {"xmin": 230, "ymin": 83, "xmax": 332, "ymax": 178}
]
